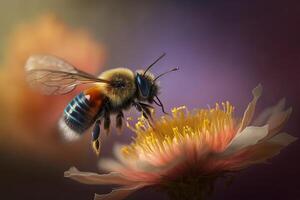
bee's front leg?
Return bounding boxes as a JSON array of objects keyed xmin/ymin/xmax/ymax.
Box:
[
  {"xmin": 133, "ymin": 101, "xmax": 142, "ymax": 112},
  {"xmin": 92, "ymin": 120, "xmax": 101, "ymax": 155},
  {"xmin": 139, "ymin": 103, "xmax": 153, "ymax": 119},
  {"xmin": 133, "ymin": 101, "xmax": 153, "ymax": 124}
]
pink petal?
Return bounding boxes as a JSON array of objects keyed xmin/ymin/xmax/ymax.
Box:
[
  {"xmin": 64, "ymin": 167, "xmax": 135, "ymax": 186},
  {"xmin": 94, "ymin": 183, "xmax": 146, "ymax": 200}
]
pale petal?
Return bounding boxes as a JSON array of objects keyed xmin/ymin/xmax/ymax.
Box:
[
  {"xmin": 94, "ymin": 184, "xmax": 146, "ymax": 200},
  {"xmin": 64, "ymin": 167, "xmax": 135, "ymax": 185},
  {"xmin": 237, "ymin": 84, "xmax": 263, "ymax": 133},
  {"xmin": 224, "ymin": 125, "xmax": 269, "ymax": 155},
  {"xmin": 253, "ymin": 98, "xmax": 286, "ymax": 126},
  {"xmin": 224, "ymin": 142, "xmax": 287, "ymax": 170},
  {"xmin": 252, "ymin": 98, "xmax": 292, "ymax": 139},
  {"xmin": 99, "ymin": 158, "xmax": 125, "ymax": 172},
  {"xmin": 224, "ymin": 132, "xmax": 297, "ymax": 170},
  {"xmin": 269, "ymin": 132, "xmax": 297, "ymax": 146},
  {"xmin": 113, "ymin": 143, "xmax": 136, "ymax": 168},
  {"xmin": 99, "ymin": 144, "xmax": 139, "ymax": 172},
  {"xmin": 264, "ymin": 108, "xmax": 292, "ymax": 138}
]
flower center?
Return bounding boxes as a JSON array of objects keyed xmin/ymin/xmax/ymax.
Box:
[{"xmin": 123, "ymin": 102, "xmax": 235, "ymax": 158}]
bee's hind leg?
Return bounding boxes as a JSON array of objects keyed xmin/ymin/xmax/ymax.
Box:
[
  {"xmin": 92, "ymin": 119, "xmax": 101, "ymax": 155},
  {"xmin": 104, "ymin": 111, "xmax": 111, "ymax": 135},
  {"xmin": 116, "ymin": 111, "xmax": 124, "ymax": 132}
]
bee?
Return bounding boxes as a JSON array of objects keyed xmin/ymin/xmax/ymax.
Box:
[{"xmin": 25, "ymin": 53, "xmax": 178, "ymax": 155}]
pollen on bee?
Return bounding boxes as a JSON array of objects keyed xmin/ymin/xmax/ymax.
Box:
[{"xmin": 92, "ymin": 140, "xmax": 101, "ymax": 156}]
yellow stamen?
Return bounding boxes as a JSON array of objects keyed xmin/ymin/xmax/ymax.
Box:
[{"xmin": 123, "ymin": 102, "xmax": 235, "ymax": 158}]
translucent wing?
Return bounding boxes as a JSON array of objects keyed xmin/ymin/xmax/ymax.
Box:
[{"xmin": 25, "ymin": 55, "xmax": 110, "ymax": 95}]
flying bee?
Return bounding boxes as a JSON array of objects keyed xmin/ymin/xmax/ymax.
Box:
[{"xmin": 25, "ymin": 53, "xmax": 178, "ymax": 155}]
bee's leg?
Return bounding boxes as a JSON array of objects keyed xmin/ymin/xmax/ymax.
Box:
[
  {"xmin": 92, "ymin": 120, "xmax": 101, "ymax": 155},
  {"xmin": 134, "ymin": 101, "xmax": 153, "ymax": 126},
  {"xmin": 139, "ymin": 103, "xmax": 154, "ymax": 117},
  {"xmin": 140, "ymin": 104, "xmax": 153, "ymax": 122},
  {"xmin": 139, "ymin": 102, "xmax": 154, "ymax": 109},
  {"xmin": 133, "ymin": 101, "xmax": 142, "ymax": 112},
  {"xmin": 116, "ymin": 111, "xmax": 124, "ymax": 131},
  {"xmin": 104, "ymin": 111, "xmax": 111, "ymax": 135}
]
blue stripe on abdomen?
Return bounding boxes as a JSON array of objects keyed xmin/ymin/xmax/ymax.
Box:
[{"xmin": 63, "ymin": 93, "xmax": 97, "ymax": 133}]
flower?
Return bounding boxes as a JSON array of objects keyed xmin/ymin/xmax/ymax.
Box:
[
  {"xmin": 65, "ymin": 84, "xmax": 296, "ymax": 200},
  {"xmin": 0, "ymin": 14, "xmax": 106, "ymax": 163}
]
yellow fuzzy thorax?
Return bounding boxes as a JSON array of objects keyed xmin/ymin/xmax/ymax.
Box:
[
  {"xmin": 98, "ymin": 68, "xmax": 136, "ymax": 106},
  {"xmin": 122, "ymin": 102, "xmax": 235, "ymax": 158}
]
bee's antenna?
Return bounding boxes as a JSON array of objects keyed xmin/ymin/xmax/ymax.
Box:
[
  {"xmin": 154, "ymin": 67, "xmax": 179, "ymax": 81},
  {"xmin": 143, "ymin": 53, "xmax": 166, "ymax": 76},
  {"xmin": 154, "ymin": 95, "xmax": 168, "ymax": 114}
]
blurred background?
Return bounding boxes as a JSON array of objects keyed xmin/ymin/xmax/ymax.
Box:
[{"xmin": 0, "ymin": 0, "xmax": 299, "ymax": 199}]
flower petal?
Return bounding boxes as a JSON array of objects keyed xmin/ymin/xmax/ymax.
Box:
[
  {"xmin": 253, "ymin": 98, "xmax": 286, "ymax": 126},
  {"xmin": 252, "ymin": 98, "xmax": 292, "ymax": 139},
  {"xmin": 113, "ymin": 144, "xmax": 136, "ymax": 168},
  {"xmin": 268, "ymin": 132, "xmax": 297, "ymax": 146},
  {"xmin": 237, "ymin": 84, "xmax": 263, "ymax": 133},
  {"xmin": 99, "ymin": 144, "xmax": 139, "ymax": 172},
  {"xmin": 223, "ymin": 125, "xmax": 269, "ymax": 155},
  {"xmin": 99, "ymin": 158, "xmax": 125, "ymax": 172},
  {"xmin": 135, "ymin": 154, "xmax": 184, "ymax": 173},
  {"xmin": 221, "ymin": 132, "xmax": 296, "ymax": 170},
  {"xmin": 264, "ymin": 107, "xmax": 292, "ymax": 139},
  {"xmin": 64, "ymin": 167, "xmax": 135, "ymax": 186},
  {"xmin": 94, "ymin": 184, "xmax": 146, "ymax": 200}
]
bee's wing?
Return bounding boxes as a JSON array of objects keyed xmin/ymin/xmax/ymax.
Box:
[{"xmin": 25, "ymin": 55, "xmax": 110, "ymax": 95}]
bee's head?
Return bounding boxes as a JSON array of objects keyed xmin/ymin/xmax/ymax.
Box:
[
  {"xmin": 135, "ymin": 72, "xmax": 158, "ymax": 102},
  {"xmin": 135, "ymin": 53, "xmax": 178, "ymax": 114}
]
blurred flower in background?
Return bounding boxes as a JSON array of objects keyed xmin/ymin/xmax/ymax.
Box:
[
  {"xmin": 0, "ymin": 14, "xmax": 106, "ymax": 164},
  {"xmin": 65, "ymin": 85, "xmax": 296, "ymax": 200}
]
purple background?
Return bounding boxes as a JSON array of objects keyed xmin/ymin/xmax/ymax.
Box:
[{"xmin": 1, "ymin": 0, "xmax": 300, "ymax": 199}]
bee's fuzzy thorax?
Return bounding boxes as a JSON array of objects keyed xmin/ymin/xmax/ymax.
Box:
[{"xmin": 98, "ymin": 68, "xmax": 136, "ymax": 108}]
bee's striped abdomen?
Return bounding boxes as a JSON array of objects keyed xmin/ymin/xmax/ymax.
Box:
[
  {"xmin": 59, "ymin": 87, "xmax": 105, "ymax": 141},
  {"xmin": 64, "ymin": 93, "xmax": 95, "ymax": 132}
]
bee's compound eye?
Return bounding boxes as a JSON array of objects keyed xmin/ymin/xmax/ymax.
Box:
[{"xmin": 136, "ymin": 74, "xmax": 150, "ymax": 98}]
